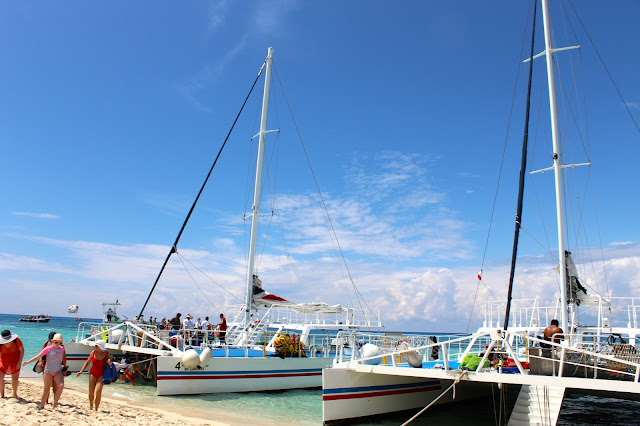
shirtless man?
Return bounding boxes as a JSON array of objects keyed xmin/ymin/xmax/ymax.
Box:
[{"xmin": 543, "ymin": 319, "xmax": 564, "ymax": 345}]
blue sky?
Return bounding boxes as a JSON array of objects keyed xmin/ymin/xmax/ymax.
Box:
[{"xmin": 1, "ymin": 1, "xmax": 639, "ymax": 331}]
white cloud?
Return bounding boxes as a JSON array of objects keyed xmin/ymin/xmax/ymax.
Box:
[
  {"xmin": 12, "ymin": 211, "xmax": 60, "ymax": 219},
  {"xmin": 207, "ymin": 0, "xmax": 229, "ymax": 32},
  {"xmin": 176, "ymin": 38, "xmax": 248, "ymax": 113},
  {"xmin": 625, "ymin": 101, "xmax": 640, "ymax": 111},
  {"xmin": 2, "ymin": 236, "xmax": 640, "ymax": 332}
]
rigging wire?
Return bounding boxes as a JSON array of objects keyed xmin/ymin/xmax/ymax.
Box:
[
  {"xmin": 566, "ymin": 0, "xmax": 640, "ymax": 135},
  {"xmin": 175, "ymin": 251, "xmax": 243, "ymax": 303},
  {"xmin": 175, "ymin": 252, "xmax": 226, "ymax": 313},
  {"xmin": 466, "ymin": 0, "xmax": 534, "ymax": 333},
  {"xmin": 273, "ymin": 64, "xmax": 373, "ymax": 319},
  {"xmin": 137, "ymin": 61, "xmax": 266, "ymax": 318}
]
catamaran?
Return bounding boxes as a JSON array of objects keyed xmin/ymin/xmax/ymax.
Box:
[
  {"xmin": 64, "ymin": 47, "xmax": 383, "ymax": 395},
  {"xmin": 322, "ymin": 1, "xmax": 640, "ymax": 424}
]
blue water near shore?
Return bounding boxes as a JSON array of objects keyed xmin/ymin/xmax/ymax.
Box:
[{"xmin": 2, "ymin": 313, "xmax": 638, "ymax": 425}]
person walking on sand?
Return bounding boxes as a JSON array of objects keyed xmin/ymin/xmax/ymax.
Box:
[
  {"xmin": 38, "ymin": 332, "xmax": 59, "ymax": 402},
  {"xmin": 0, "ymin": 329, "xmax": 24, "ymax": 398},
  {"xmin": 22, "ymin": 333, "xmax": 66, "ymax": 409},
  {"xmin": 76, "ymin": 340, "xmax": 109, "ymax": 411}
]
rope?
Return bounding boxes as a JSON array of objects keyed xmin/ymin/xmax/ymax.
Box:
[{"xmin": 401, "ymin": 371, "xmax": 467, "ymax": 425}]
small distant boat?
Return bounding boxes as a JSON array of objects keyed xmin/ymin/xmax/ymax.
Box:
[
  {"xmin": 19, "ymin": 314, "xmax": 51, "ymax": 323},
  {"xmin": 74, "ymin": 317, "xmax": 83, "ymax": 321}
]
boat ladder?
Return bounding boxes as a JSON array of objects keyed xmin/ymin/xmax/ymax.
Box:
[{"xmin": 508, "ymin": 384, "xmax": 565, "ymax": 426}]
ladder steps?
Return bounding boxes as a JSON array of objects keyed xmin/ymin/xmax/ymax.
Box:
[{"xmin": 508, "ymin": 385, "xmax": 565, "ymax": 426}]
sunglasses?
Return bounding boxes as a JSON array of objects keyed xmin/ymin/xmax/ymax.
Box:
[{"xmin": 53, "ymin": 341, "xmax": 62, "ymax": 345}]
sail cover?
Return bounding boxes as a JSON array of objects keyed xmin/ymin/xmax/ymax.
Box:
[{"xmin": 251, "ymin": 275, "xmax": 345, "ymax": 314}]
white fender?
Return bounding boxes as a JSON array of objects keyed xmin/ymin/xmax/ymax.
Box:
[
  {"xmin": 182, "ymin": 349, "xmax": 200, "ymax": 370},
  {"xmin": 359, "ymin": 343, "xmax": 382, "ymax": 365},
  {"xmin": 108, "ymin": 329, "xmax": 123, "ymax": 344},
  {"xmin": 199, "ymin": 347, "xmax": 212, "ymax": 368},
  {"xmin": 398, "ymin": 341, "xmax": 422, "ymax": 368}
]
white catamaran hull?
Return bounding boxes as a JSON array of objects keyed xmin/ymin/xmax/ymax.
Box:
[
  {"xmin": 156, "ymin": 355, "xmax": 330, "ymax": 395},
  {"xmin": 64, "ymin": 341, "xmax": 126, "ymax": 370},
  {"xmin": 322, "ymin": 367, "xmax": 489, "ymax": 423}
]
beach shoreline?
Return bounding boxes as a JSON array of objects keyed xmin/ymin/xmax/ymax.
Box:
[{"xmin": 1, "ymin": 376, "xmax": 264, "ymax": 425}]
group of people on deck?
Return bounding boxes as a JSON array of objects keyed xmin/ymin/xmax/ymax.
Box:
[{"xmin": 164, "ymin": 313, "xmax": 227, "ymax": 345}]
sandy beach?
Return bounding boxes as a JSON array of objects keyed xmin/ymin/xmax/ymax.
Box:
[{"xmin": 1, "ymin": 376, "xmax": 242, "ymax": 425}]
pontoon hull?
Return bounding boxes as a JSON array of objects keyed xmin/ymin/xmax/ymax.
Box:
[
  {"xmin": 322, "ymin": 367, "xmax": 489, "ymax": 423},
  {"xmin": 156, "ymin": 355, "xmax": 330, "ymax": 395}
]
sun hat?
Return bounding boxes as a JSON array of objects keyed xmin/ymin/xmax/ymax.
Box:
[
  {"xmin": 95, "ymin": 340, "xmax": 107, "ymax": 352},
  {"xmin": 186, "ymin": 314, "xmax": 193, "ymax": 319},
  {"xmin": 0, "ymin": 329, "xmax": 18, "ymax": 344},
  {"xmin": 52, "ymin": 333, "xmax": 63, "ymax": 342}
]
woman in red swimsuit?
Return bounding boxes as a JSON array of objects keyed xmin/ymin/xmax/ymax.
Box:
[
  {"xmin": 76, "ymin": 340, "xmax": 109, "ymax": 411},
  {"xmin": 0, "ymin": 329, "xmax": 24, "ymax": 398}
]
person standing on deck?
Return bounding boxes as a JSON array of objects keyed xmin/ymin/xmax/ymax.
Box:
[
  {"xmin": 216, "ymin": 314, "xmax": 227, "ymax": 344},
  {"xmin": 169, "ymin": 313, "xmax": 181, "ymax": 330},
  {"xmin": 202, "ymin": 316, "xmax": 211, "ymax": 329}
]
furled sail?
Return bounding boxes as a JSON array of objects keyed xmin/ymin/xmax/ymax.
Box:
[{"xmin": 251, "ymin": 275, "xmax": 345, "ymax": 314}]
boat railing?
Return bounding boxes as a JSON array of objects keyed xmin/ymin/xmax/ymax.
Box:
[
  {"xmin": 228, "ymin": 304, "xmax": 383, "ymax": 328},
  {"xmin": 484, "ymin": 297, "xmax": 640, "ymax": 330},
  {"xmin": 334, "ymin": 329, "xmax": 640, "ymax": 383},
  {"xmin": 75, "ymin": 321, "xmax": 181, "ymax": 356},
  {"xmin": 605, "ymin": 297, "xmax": 640, "ymax": 328},
  {"xmin": 334, "ymin": 331, "xmax": 482, "ymax": 366},
  {"xmin": 484, "ymin": 298, "xmax": 559, "ymax": 329}
]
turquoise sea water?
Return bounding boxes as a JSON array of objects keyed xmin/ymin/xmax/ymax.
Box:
[{"xmin": 2, "ymin": 313, "xmax": 639, "ymax": 425}]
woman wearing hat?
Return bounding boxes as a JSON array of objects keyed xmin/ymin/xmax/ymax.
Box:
[
  {"xmin": 22, "ymin": 333, "xmax": 67, "ymax": 408},
  {"xmin": 37, "ymin": 332, "xmax": 60, "ymax": 402},
  {"xmin": 0, "ymin": 329, "xmax": 24, "ymax": 398},
  {"xmin": 76, "ymin": 340, "xmax": 109, "ymax": 411}
]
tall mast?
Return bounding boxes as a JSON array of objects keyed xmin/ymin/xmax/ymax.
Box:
[
  {"xmin": 540, "ymin": 0, "xmax": 569, "ymax": 332},
  {"xmin": 244, "ymin": 47, "xmax": 274, "ymax": 327}
]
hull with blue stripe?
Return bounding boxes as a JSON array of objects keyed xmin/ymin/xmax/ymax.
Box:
[
  {"xmin": 322, "ymin": 368, "xmax": 490, "ymax": 422},
  {"xmin": 157, "ymin": 355, "xmax": 330, "ymax": 395}
]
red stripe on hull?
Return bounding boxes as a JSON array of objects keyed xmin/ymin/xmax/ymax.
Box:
[
  {"xmin": 323, "ymin": 385, "xmax": 441, "ymax": 401},
  {"xmin": 158, "ymin": 372, "xmax": 321, "ymax": 381}
]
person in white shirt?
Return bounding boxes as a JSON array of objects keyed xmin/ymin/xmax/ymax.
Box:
[
  {"xmin": 182, "ymin": 315, "xmax": 195, "ymax": 345},
  {"xmin": 183, "ymin": 314, "xmax": 195, "ymax": 329},
  {"xmin": 202, "ymin": 316, "xmax": 211, "ymax": 329}
]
